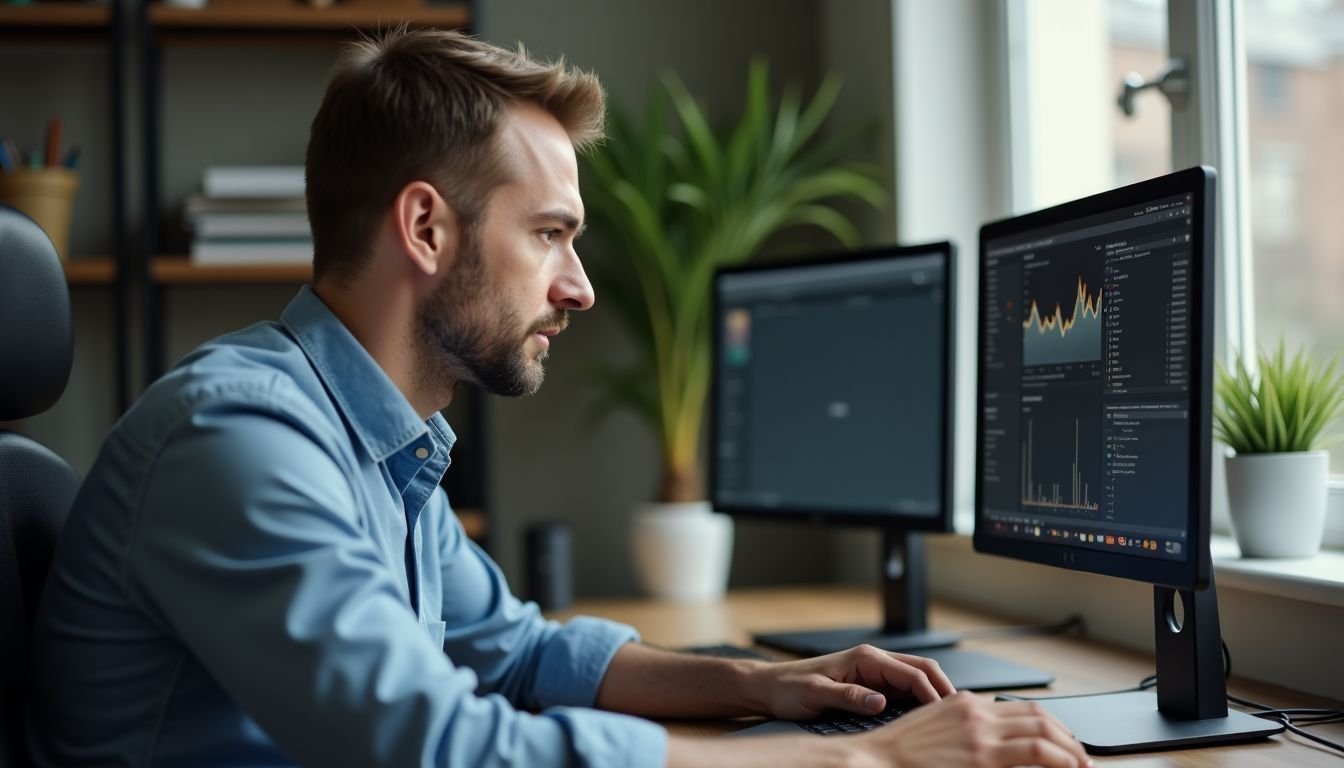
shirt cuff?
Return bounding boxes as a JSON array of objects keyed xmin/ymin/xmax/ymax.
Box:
[
  {"xmin": 532, "ymin": 616, "xmax": 639, "ymax": 708},
  {"xmin": 546, "ymin": 707, "xmax": 668, "ymax": 768}
]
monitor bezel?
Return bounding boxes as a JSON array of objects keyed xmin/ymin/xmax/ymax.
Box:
[
  {"xmin": 709, "ymin": 241, "xmax": 957, "ymax": 531},
  {"xmin": 972, "ymin": 166, "xmax": 1216, "ymax": 590}
]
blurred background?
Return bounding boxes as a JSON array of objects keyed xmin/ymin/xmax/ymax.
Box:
[{"xmin": 2, "ymin": 0, "xmax": 1341, "ymax": 599}]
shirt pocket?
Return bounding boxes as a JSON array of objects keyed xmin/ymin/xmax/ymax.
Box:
[{"xmin": 426, "ymin": 620, "xmax": 446, "ymax": 650}]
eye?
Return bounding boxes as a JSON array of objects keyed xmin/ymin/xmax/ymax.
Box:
[{"xmin": 540, "ymin": 228, "xmax": 562, "ymax": 243}]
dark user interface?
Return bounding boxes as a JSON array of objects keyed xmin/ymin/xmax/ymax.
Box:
[
  {"xmin": 714, "ymin": 254, "xmax": 946, "ymax": 518},
  {"xmin": 981, "ymin": 194, "xmax": 1195, "ymax": 561}
]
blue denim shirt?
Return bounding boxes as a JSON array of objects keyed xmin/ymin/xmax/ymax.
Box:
[{"xmin": 27, "ymin": 286, "xmax": 666, "ymax": 767}]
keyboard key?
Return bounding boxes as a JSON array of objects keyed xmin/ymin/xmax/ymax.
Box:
[{"xmin": 800, "ymin": 705, "xmax": 910, "ymax": 735}]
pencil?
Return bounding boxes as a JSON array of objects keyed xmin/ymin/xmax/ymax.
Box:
[{"xmin": 46, "ymin": 117, "xmax": 62, "ymax": 169}]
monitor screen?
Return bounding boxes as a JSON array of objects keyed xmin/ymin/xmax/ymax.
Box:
[
  {"xmin": 974, "ymin": 167, "xmax": 1215, "ymax": 589},
  {"xmin": 711, "ymin": 243, "xmax": 955, "ymax": 529}
]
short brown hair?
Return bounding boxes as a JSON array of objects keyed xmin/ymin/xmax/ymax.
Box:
[{"xmin": 306, "ymin": 28, "xmax": 606, "ymax": 285}]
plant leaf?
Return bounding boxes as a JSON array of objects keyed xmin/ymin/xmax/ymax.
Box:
[{"xmin": 1215, "ymin": 342, "xmax": 1344, "ymax": 454}]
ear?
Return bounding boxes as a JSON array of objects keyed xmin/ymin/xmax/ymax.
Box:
[{"xmin": 392, "ymin": 180, "xmax": 459, "ymax": 276}]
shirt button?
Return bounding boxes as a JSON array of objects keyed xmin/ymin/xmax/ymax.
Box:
[{"xmin": 415, "ymin": 447, "xmax": 430, "ymax": 460}]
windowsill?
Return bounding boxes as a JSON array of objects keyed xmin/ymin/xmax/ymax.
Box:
[
  {"xmin": 949, "ymin": 509, "xmax": 1344, "ymax": 608},
  {"xmin": 1210, "ymin": 536, "xmax": 1344, "ymax": 608}
]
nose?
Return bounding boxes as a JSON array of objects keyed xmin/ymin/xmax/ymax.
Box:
[{"xmin": 550, "ymin": 247, "xmax": 595, "ymax": 311}]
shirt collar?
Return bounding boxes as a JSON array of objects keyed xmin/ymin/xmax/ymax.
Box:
[{"xmin": 281, "ymin": 285, "xmax": 455, "ymax": 462}]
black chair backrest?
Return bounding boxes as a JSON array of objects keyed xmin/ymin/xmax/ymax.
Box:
[{"xmin": 0, "ymin": 204, "xmax": 78, "ymax": 767}]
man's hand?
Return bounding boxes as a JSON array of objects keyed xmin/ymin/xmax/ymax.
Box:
[
  {"xmin": 746, "ymin": 644, "xmax": 957, "ymax": 721},
  {"xmin": 667, "ymin": 693, "xmax": 1092, "ymax": 768},
  {"xmin": 851, "ymin": 692, "xmax": 1092, "ymax": 767},
  {"xmin": 663, "ymin": 699, "xmax": 1091, "ymax": 768}
]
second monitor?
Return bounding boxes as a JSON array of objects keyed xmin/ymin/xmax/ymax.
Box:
[{"xmin": 710, "ymin": 242, "xmax": 1051, "ymax": 690}]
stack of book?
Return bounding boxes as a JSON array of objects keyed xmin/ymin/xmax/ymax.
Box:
[{"xmin": 187, "ymin": 166, "xmax": 311, "ymax": 265}]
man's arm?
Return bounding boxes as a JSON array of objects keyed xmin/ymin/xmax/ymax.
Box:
[
  {"xmin": 428, "ymin": 490, "xmax": 648, "ymax": 714},
  {"xmin": 595, "ymin": 642, "xmax": 952, "ymax": 720},
  {"xmin": 127, "ymin": 397, "xmax": 664, "ymax": 768}
]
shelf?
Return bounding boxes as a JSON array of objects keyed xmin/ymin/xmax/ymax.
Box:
[
  {"xmin": 0, "ymin": 2, "xmax": 114, "ymax": 43},
  {"xmin": 0, "ymin": 3, "xmax": 113, "ymax": 29},
  {"xmin": 149, "ymin": 2, "xmax": 469, "ymax": 43},
  {"xmin": 457, "ymin": 508, "xmax": 487, "ymax": 542},
  {"xmin": 63, "ymin": 255, "xmax": 117, "ymax": 285},
  {"xmin": 151, "ymin": 256, "xmax": 311, "ymax": 284}
]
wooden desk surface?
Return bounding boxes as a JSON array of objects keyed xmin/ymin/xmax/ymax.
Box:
[{"xmin": 553, "ymin": 586, "xmax": 1344, "ymax": 766}]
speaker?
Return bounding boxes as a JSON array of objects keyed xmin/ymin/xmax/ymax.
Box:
[{"xmin": 524, "ymin": 521, "xmax": 572, "ymax": 611}]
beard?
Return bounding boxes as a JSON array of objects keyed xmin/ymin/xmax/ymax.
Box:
[{"xmin": 416, "ymin": 237, "xmax": 567, "ymax": 398}]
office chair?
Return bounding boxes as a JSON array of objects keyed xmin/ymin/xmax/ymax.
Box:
[{"xmin": 0, "ymin": 204, "xmax": 78, "ymax": 767}]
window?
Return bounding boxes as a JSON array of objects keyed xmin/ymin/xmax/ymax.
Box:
[
  {"xmin": 1006, "ymin": 0, "xmax": 1344, "ymax": 553},
  {"xmin": 1243, "ymin": 0, "xmax": 1344, "ymax": 474},
  {"xmin": 1013, "ymin": 0, "xmax": 1170, "ymax": 211}
]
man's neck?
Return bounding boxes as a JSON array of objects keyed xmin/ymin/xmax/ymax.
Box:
[{"xmin": 312, "ymin": 279, "xmax": 456, "ymax": 420}]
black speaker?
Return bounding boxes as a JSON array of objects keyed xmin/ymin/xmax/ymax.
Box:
[{"xmin": 524, "ymin": 521, "xmax": 572, "ymax": 611}]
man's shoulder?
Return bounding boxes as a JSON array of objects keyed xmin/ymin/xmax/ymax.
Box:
[{"xmin": 123, "ymin": 321, "xmax": 340, "ymax": 451}]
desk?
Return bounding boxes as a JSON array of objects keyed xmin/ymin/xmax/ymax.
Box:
[{"xmin": 552, "ymin": 586, "xmax": 1344, "ymax": 766}]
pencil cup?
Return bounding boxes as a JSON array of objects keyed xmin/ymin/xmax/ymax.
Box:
[{"xmin": 0, "ymin": 168, "xmax": 79, "ymax": 261}]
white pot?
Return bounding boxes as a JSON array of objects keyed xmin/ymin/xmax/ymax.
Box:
[
  {"xmin": 630, "ymin": 501, "xmax": 734, "ymax": 602},
  {"xmin": 1225, "ymin": 451, "xmax": 1329, "ymax": 558}
]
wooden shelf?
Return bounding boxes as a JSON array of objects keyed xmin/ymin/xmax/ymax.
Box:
[
  {"xmin": 0, "ymin": 2, "xmax": 114, "ymax": 43},
  {"xmin": 456, "ymin": 508, "xmax": 487, "ymax": 542},
  {"xmin": 0, "ymin": 4, "xmax": 113, "ymax": 29},
  {"xmin": 151, "ymin": 256, "xmax": 311, "ymax": 284},
  {"xmin": 150, "ymin": 2, "xmax": 469, "ymax": 43},
  {"xmin": 64, "ymin": 255, "xmax": 117, "ymax": 285}
]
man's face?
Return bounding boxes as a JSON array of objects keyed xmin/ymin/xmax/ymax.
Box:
[{"xmin": 416, "ymin": 104, "xmax": 595, "ymax": 397}]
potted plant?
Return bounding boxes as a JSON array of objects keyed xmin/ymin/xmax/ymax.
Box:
[
  {"xmin": 583, "ymin": 62, "xmax": 883, "ymax": 599},
  {"xmin": 1214, "ymin": 342, "xmax": 1344, "ymax": 557}
]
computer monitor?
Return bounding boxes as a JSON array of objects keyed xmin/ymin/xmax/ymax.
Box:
[
  {"xmin": 974, "ymin": 166, "xmax": 1281, "ymax": 752},
  {"xmin": 711, "ymin": 243, "xmax": 1053, "ymax": 691}
]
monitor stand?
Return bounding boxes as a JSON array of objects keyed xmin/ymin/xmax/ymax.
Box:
[
  {"xmin": 753, "ymin": 530, "xmax": 1054, "ymax": 691},
  {"xmin": 1032, "ymin": 574, "xmax": 1283, "ymax": 754}
]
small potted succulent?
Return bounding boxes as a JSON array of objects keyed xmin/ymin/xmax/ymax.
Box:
[{"xmin": 1214, "ymin": 342, "xmax": 1344, "ymax": 557}]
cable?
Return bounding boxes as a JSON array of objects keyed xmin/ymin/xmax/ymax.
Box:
[
  {"xmin": 1226, "ymin": 691, "xmax": 1344, "ymax": 755},
  {"xmin": 1258, "ymin": 712, "xmax": 1344, "ymax": 755},
  {"xmin": 1217, "ymin": 642, "xmax": 1344, "ymax": 755},
  {"xmin": 959, "ymin": 614, "xmax": 1085, "ymax": 641},
  {"xmin": 994, "ymin": 680, "xmax": 1152, "ymax": 702},
  {"xmin": 996, "ymin": 639, "xmax": 1344, "ymax": 755}
]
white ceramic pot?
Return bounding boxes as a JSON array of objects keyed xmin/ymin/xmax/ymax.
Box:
[
  {"xmin": 1225, "ymin": 451, "xmax": 1329, "ymax": 558},
  {"xmin": 630, "ymin": 501, "xmax": 734, "ymax": 602}
]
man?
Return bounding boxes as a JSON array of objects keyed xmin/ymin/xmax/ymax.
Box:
[{"xmin": 27, "ymin": 29, "xmax": 1089, "ymax": 768}]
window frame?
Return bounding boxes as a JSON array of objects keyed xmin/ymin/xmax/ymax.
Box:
[
  {"xmin": 1170, "ymin": 0, "xmax": 1344, "ymax": 547},
  {"xmin": 1003, "ymin": 0, "xmax": 1344, "ymax": 549}
]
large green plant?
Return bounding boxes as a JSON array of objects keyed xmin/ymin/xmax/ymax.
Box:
[
  {"xmin": 583, "ymin": 62, "xmax": 884, "ymax": 502},
  {"xmin": 1214, "ymin": 342, "xmax": 1344, "ymax": 454}
]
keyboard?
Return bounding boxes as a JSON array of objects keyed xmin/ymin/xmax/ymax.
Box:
[
  {"xmin": 798, "ymin": 704, "xmax": 911, "ymax": 735},
  {"xmin": 678, "ymin": 643, "xmax": 774, "ymax": 661}
]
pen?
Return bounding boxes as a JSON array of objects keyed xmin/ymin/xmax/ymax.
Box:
[
  {"xmin": 62, "ymin": 145, "xmax": 81, "ymax": 170},
  {"xmin": 28, "ymin": 150, "xmax": 44, "ymax": 169},
  {"xmin": 0, "ymin": 140, "xmax": 13, "ymax": 172},
  {"xmin": 46, "ymin": 117, "xmax": 62, "ymax": 169},
  {"xmin": 3, "ymin": 139, "xmax": 19, "ymax": 171}
]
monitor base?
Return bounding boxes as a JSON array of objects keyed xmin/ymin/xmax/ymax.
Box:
[{"xmin": 1033, "ymin": 691, "xmax": 1282, "ymax": 754}]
